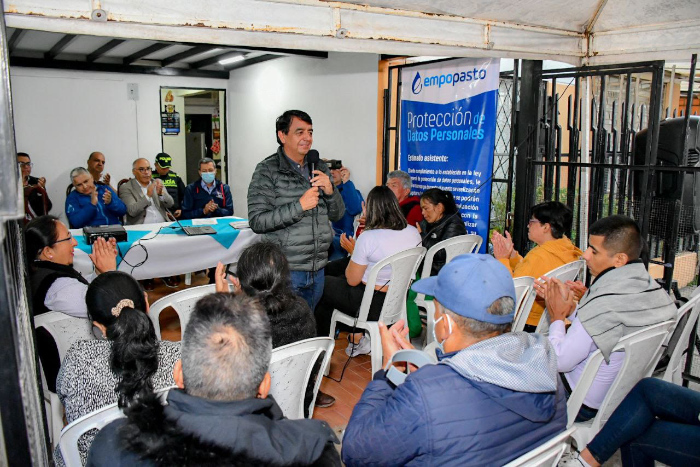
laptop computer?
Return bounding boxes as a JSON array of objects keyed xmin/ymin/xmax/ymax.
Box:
[{"xmin": 166, "ymin": 209, "xmax": 217, "ymax": 236}]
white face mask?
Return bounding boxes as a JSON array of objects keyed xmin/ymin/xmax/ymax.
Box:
[{"xmin": 432, "ymin": 313, "xmax": 453, "ymax": 352}]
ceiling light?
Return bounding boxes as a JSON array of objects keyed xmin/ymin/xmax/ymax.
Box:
[{"xmin": 218, "ymin": 55, "xmax": 245, "ymax": 65}]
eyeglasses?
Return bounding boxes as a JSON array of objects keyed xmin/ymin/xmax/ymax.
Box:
[
  {"xmin": 53, "ymin": 233, "xmax": 73, "ymax": 245},
  {"xmin": 18, "ymin": 162, "xmax": 33, "ymax": 168},
  {"xmin": 528, "ymin": 219, "xmax": 542, "ymax": 225},
  {"xmin": 135, "ymin": 167, "xmax": 152, "ymax": 173}
]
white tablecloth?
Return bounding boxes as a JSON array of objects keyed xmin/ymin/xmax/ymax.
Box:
[{"xmin": 72, "ymin": 217, "xmax": 259, "ymax": 280}]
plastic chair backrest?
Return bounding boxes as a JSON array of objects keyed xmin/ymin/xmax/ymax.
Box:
[
  {"xmin": 58, "ymin": 403, "xmax": 125, "ymax": 467},
  {"xmin": 566, "ymin": 320, "xmax": 673, "ymax": 429},
  {"xmin": 535, "ymin": 260, "xmax": 586, "ymax": 333},
  {"xmin": 268, "ymin": 337, "xmax": 335, "ymax": 420},
  {"xmin": 512, "ymin": 277, "xmax": 536, "ymax": 332},
  {"xmin": 34, "ymin": 312, "xmax": 95, "ymax": 359},
  {"xmin": 58, "ymin": 388, "xmax": 172, "ymax": 467},
  {"xmin": 662, "ymin": 294, "xmax": 700, "ymax": 384},
  {"xmin": 502, "ymin": 427, "xmax": 576, "ymax": 467},
  {"xmin": 149, "ymin": 284, "xmax": 217, "ymax": 339},
  {"xmin": 416, "ymin": 234, "xmax": 481, "ymax": 301},
  {"xmin": 357, "ymin": 247, "xmax": 426, "ymax": 325}
]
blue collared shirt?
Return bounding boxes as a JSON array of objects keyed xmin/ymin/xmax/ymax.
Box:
[{"xmin": 200, "ymin": 179, "xmax": 217, "ymax": 194}]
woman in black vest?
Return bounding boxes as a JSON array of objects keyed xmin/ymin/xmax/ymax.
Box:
[{"xmin": 25, "ymin": 215, "xmax": 117, "ymax": 392}]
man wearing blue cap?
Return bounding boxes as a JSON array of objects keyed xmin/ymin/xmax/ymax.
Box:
[{"xmin": 342, "ymin": 254, "xmax": 567, "ymax": 466}]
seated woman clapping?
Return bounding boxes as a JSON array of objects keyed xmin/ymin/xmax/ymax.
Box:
[
  {"xmin": 25, "ymin": 214, "xmax": 117, "ymax": 394},
  {"xmin": 55, "ymin": 271, "xmax": 180, "ymax": 466},
  {"xmin": 314, "ymin": 185, "xmax": 421, "ymax": 356},
  {"xmin": 215, "ymin": 241, "xmax": 316, "ymax": 348}
]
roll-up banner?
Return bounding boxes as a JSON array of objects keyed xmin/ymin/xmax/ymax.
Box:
[{"xmin": 399, "ymin": 58, "xmax": 499, "ymax": 253}]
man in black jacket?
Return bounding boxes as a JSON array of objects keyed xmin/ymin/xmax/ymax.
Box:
[
  {"xmin": 87, "ymin": 294, "xmax": 339, "ymax": 466},
  {"xmin": 248, "ymin": 110, "xmax": 344, "ymax": 311}
]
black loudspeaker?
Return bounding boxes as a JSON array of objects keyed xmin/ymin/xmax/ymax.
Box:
[{"xmin": 634, "ymin": 116, "xmax": 700, "ymax": 234}]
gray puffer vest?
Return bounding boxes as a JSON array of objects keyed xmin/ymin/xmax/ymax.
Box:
[{"xmin": 247, "ymin": 148, "xmax": 345, "ymax": 271}]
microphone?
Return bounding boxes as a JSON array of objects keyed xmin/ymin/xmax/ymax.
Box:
[{"xmin": 306, "ymin": 149, "xmax": 320, "ymax": 175}]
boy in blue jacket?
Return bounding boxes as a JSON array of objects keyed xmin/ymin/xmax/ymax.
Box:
[{"xmin": 66, "ymin": 167, "xmax": 126, "ymax": 228}]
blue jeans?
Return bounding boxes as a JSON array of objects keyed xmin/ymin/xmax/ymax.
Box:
[
  {"xmin": 290, "ymin": 269, "xmax": 325, "ymax": 312},
  {"xmin": 587, "ymin": 378, "xmax": 700, "ymax": 466}
]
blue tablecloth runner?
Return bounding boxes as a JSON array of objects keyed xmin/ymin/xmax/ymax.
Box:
[{"xmin": 159, "ymin": 218, "xmax": 241, "ymax": 249}]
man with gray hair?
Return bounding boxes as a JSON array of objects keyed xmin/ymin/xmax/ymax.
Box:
[
  {"xmin": 386, "ymin": 169, "xmax": 422, "ymax": 226},
  {"xmin": 342, "ymin": 254, "xmax": 566, "ymax": 465},
  {"xmin": 87, "ymin": 294, "xmax": 340, "ymax": 466},
  {"xmin": 118, "ymin": 158, "xmax": 174, "ymax": 225},
  {"xmin": 181, "ymin": 157, "xmax": 233, "ymax": 219},
  {"xmin": 65, "ymin": 167, "xmax": 126, "ymax": 228}
]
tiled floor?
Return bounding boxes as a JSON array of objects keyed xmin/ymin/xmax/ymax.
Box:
[
  {"xmin": 313, "ymin": 335, "xmax": 372, "ymax": 431},
  {"xmin": 149, "ymin": 275, "xmax": 371, "ymax": 432}
]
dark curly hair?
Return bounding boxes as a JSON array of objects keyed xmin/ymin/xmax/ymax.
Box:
[{"xmin": 237, "ymin": 242, "xmax": 297, "ymax": 320}]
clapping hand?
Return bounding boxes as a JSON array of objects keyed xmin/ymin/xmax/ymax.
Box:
[
  {"xmin": 203, "ymin": 200, "xmax": 217, "ymax": 215},
  {"xmin": 102, "ymin": 189, "xmax": 112, "ymax": 205},
  {"xmin": 491, "ymin": 230, "xmax": 515, "ymax": 260},
  {"xmin": 565, "ymin": 280, "xmax": 587, "ymax": 301},
  {"xmin": 544, "ymin": 277, "xmax": 576, "ymax": 322},
  {"xmin": 214, "ymin": 261, "xmax": 240, "ymax": 293},
  {"xmin": 379, "ymin": 319, "xmax": 415, "ymax": 369},
  {"xmin": 340, "ymin": 233, "xmax": 356, "ymax": 254},
  {"xmin": 89, "ymin": 237, "xmax": 117, "ymax": 274}
]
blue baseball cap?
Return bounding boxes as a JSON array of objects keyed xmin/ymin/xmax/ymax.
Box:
[{"xmin": 411, "ymin": 254, "xmax": 516, "ymax": 324}]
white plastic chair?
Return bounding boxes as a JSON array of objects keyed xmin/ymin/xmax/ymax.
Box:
[
  {"xmin": 149, "ymin": 284, "xmax": 216, "ymax": 339},
  {"xmin": 512, "ymin": 277, "xmax": 537, "ymax": 332},
  {"xmin": 58, "ymin": 388, "xmax": 172, "ymax": 467},
  {"xmin": 534, "ymin": 260, "xmax": 586, "ymax": 334},
  {"xmin": 419, "ymin": 235, "xmax": 482, "ymax": 346},
  {"xmin": 328, "ymin": 246, "xmax": 426, "ymax": 376},
  {"xmin": 268, "ymin": 337, "xmax": 334, "ymax": 420},
  {"xmin": 58, "ymin": 403, "xmax": 125, "ymax": 467},
  {"xmin": 503, "ymin": 427, "xmax": 576, "ymax": 467},
  {"xmin": 566, "ymin": 320, "xmax": 674, "ymax": 449},
  {"xmin": 34, "ymin": 312, "xmax": 96, "ymax": 449},
  {"xmin": 660, "ymin": 294, "xmax": 700, "ymax": 384}
]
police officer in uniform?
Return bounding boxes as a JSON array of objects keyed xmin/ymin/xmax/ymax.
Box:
[
  {"xmin": 152, "ymin": 152, "xmax": 186, "ymax": 218},
  {"xmin": 152, "ymin": 152, "xmax": 186, "ymax": 288}
]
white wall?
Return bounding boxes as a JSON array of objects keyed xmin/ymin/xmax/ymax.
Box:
[
  {"xmin": 228, "ymin": 52, "xmax": 379, "ymax": 217},
  {"xmin": 10, "ymin": 67, "xmax": 228, "ymax": 223}
]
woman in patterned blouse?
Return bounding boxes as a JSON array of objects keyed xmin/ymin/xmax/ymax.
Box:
[{"xmin": 55, "ymin": 271, "xmax": 180, "ymax": 465}]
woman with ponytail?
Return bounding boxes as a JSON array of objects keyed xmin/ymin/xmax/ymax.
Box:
[
  {"xmin": 418, "ymin": 188, "xmax": 467, "ymax": 276},
  {"xmin": 56, "ymin": 271, "xmax": 179, "ymax": 466}
]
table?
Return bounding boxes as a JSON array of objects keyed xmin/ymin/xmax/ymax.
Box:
[{"xmin": 72, "ymin": 217, "xmax": 259, "ymax": 280}]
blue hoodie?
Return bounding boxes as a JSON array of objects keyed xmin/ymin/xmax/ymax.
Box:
[{"xmin": 342, "ymin": 332, "xmax": 567, "ymax": 466}]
